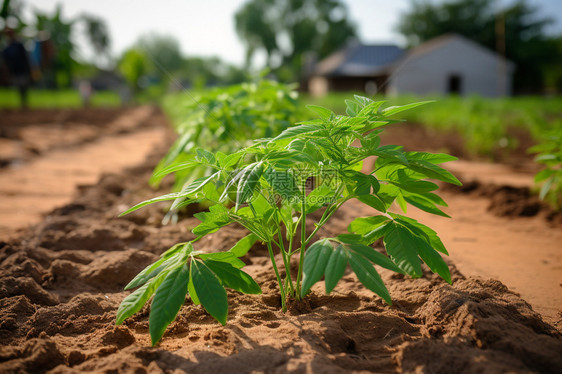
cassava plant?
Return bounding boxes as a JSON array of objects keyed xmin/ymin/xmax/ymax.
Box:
[
  {"xmin": 153, "ymin": 78, "xmax": 301, "ymax": 223},
  {"xmin": 117, "ymin": 95, "xmax": 461, "ymax": 345},
  {"xmin": 154, "ymin": 78, "xmax": 300, "ymax": 190}
]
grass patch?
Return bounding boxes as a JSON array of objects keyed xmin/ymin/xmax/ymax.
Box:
[{"xmin": 0, "ymin": 88, "xmax": 122, "ymax": 109}]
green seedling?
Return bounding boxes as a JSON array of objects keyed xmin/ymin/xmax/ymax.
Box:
[
  {"xmin": 529, "ymin": 124, "xmax": 562, "ymax": 210},
  {"xmin": 118, "ymin": 95, "xmax": 461, "ymax": 345}
]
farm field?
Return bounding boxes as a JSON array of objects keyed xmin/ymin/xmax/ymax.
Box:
[{"xmin": 0, "ymin": 99, "xmax": 561, "ymax": 373}]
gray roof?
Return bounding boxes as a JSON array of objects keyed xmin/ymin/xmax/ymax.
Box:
[{"xmin": 314, "ymin": 43, "xmax": 404, "ymax": 77}]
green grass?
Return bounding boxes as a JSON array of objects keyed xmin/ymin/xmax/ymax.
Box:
[
  {"xmin": 303, "ymin": 93, "xmax": 562, "ymax": 158},
  {"xmin": 0, "ymin": 88, "xmax": 122, "ymax": 109}
]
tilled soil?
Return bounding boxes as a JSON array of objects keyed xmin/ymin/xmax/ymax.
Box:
[{"xmin": 1, "ymin": 144, "xmax": 561, "ymax": 373}]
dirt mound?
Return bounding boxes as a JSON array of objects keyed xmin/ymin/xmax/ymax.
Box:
[
  {"xmin": 0, "ymin": 137, "xmax": 561, "ymax": 373},
  {"xmin": 444, "ymin": 180, "xmax": 562, "ymax": 226}
]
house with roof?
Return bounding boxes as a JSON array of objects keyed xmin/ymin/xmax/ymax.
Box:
[{"xmin": 308, "ymin": 34, "xmax": 515, "ymax": 97}]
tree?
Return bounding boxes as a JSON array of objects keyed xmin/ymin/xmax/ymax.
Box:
[
  {"xmin": 135, "ymin": 33, "xmax": 183, "ymax": 82},
  {"xmin": 396, "ymin": 0, "xmax": 558, "ymax": 93},
  {"xmin": 234, "ymin": 0, "xmax": 357, "ymax": 82},
  {"xmin": 32, "ymin": 5, "xmax": 111, "ymax": 87},
  {"xmin": 118, "ymin": 48, "xmax": 150, "ymax": 94}
]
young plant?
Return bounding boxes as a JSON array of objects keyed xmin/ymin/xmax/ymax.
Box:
[
  {"xmin": 117, "ymin": 95, "xmax": 461, "ymax": 345},
  {"xmin": 154, "ymin": 78, "xmax": 300, "ymax": 190},
  {"xmin": 528, "ymin": 124, "xmax": 562, "ymax": 210}
]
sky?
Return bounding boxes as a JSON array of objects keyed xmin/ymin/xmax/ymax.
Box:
[{"xmin": 26, "ymin": 0, "xmax": 562, "ymax": 67}]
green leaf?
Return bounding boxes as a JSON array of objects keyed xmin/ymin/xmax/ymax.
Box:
[
  {"xmin": 348, "ymin": 216, "xmax": 390, "ymax": 236},
  {"xmin": 151, "ymin": 160, "xmax": 199, "ymax": 180},
  {"xmin": 149, "ymin": 264, "xmax": 190, "ymax": 345},
  {"xmin": 392, "ymin": 215, "xmax": 448, "ymax": 255},
  {"xmin": 198, "ymin": 252, "xmax": 246, "ymax": 269},
  {"xmin": 228, "ymin": 233, "xmax": 259, "ymax": 257},
  {"xmin": 193, "ymin": 204, "xmax": 231, "ymax": 236},
  {"xmin": 307, "ymin": 104, "xmax": 334, "ymax": 120},
  {"xmin": 188, "ymin": 271, "xmax": 200, "ymax": 305},
  {"xmin": 300, "ymin": 239, "xmax": 333, "ymax": 297},
  {"xmin": 190, "ymin": 260, "xmax": 228, "ymax": 325},
  {"xmin": 270, "ymin": 124, "xmax": 324, "ymax": 142},
  {"xmin": 236, "ymin": 162, "xmax": 264, "ymax": 207},
  {"xmin": 204, "ymin": 260, "xmax": 261, "ymax": 294},
  {"xmin": 119, "ymin": 193, "xmax": 196, "ymax": 216},
  {"xmin": 264, "ymin": 167, "xmax": 298, "ymax": 200},
  {"xmin": 382, "ymin": 222, "xmax": 422, "ymax": 277},
  {"xmin": 347, "ymin": 243, "xmax": 404, "ymax": 274},
  {"xmin": 408, "ymin": 160, "xmax": 462, "ymax": 186},
  {"xmin": 357, "ymin": 194, "xmax": 387, "ymax": 213},
  {"xmin": 324, "ymin": 245, "xmax": 349, "ymax": 293},
  {"xmin": 125, "ymin": 243, "xmax": 192, "ymax": 290},
  {"xmin": 403, "ymin": 193, "xmax": 451, "ymax": 218},
  {"xmin": 535, "ymin": 168, "xmax": 555, "ymax": 183},
  {"xmin": 124, "ymin": 256, "xmax": 168, "ymax": 291},
  {"xmin": 414, "ymin": 238, "xmax": 451, "ymax": 284},
  {"xmin": 348, "ymin": 251, "xmax": 391, "ymax": 304},
  {"xmin": 196, "ymin": 148, "xmax": 216, "ymax": 165},
  {"xmin": 405, "ymin": 151, "xmax": 458, "ymax": 164},
  {"xmin": 381, "ymin": 101, "xmax": 432, "ymax": 117},
  {"xmin": 353, "ymin": 95, "xmax": 373, "ymax": 107},
  {"xmin": 116, "ymin": 271, "xmax": 168, "ymax": 325},
  {"xmin": 345, "ymin": 99, "xmax": 360, "ymax": 117}
]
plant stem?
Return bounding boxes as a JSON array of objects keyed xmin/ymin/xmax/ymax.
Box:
[
  {"xmin": 277, "ymin": 230, "xmax": 294, "ymax": 297},
  {"xmin": 266, "ymin": 241, "xmax": 286, "ymax": 312},
  {"xmin": 295, "ymin": 179, "xmax": 307, "ymax": 299}
]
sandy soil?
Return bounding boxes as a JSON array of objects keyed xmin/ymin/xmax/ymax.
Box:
[
  {"xmin": 0, "ymin": 110, "xmax": 561, "ymax": 373},
  {"xmin": 0, "ymin": 106, "xmax": 168, "ymax": 239}
]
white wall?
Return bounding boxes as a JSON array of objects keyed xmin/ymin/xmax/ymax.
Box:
[{"xmin": 387, "ymin": 37, "xmax": 513, "ymax": 97}]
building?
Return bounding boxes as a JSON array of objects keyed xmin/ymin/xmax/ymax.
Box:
[{"xmin": 308, "ymin": 34, "xmax": 515, "ymax": 97}]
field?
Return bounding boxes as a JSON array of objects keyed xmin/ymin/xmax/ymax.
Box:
[
  {"xmin": 0, "ymin": 89, "xmax": 122, "ymax": 109},
  {"xmin": 0, "ymin": 91, "xmax": 561, "ymax": 373}
]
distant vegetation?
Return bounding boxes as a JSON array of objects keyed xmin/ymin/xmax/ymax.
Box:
[
  {"xmin": 0, "ymin": 88, "xmax": 121, "ymax": 108},
  {"xmin": 305, "ymin": 93, "xmax": 562, "ymax": 159}
]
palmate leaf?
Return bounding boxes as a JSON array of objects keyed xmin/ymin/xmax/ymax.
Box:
[
  {"xmin": 346, "ymin": 243, "xmax": 404, "ymax": 274},
  {"xmin": 124, "ymin": 243, "xmax": 193, "ymax": 291},
  {"xmin": 392, "ymin": 215, "xmax": 448, "ymax": 255},
  {"xmin": 116, "ymin": 270, "xmax": 169, "ymax": 326},
  {"xmin": 149, "ymin": 264, "xmax": 190, "ymax": 345},
  {"xmin": 193, "ymin": 204, "xmax": 232, "ymax": 236},
  {"xmin": 300, "ymin": 237, "xmax": 394, "ymax": 303},
  {"xmin": 190, "ymin": 260, "xmax": 228, "ymax": 325}
]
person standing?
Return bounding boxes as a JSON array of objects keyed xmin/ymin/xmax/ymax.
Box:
[{"xmin": 2, "ymin": 28, "xmax": 32, "ymax": 109}]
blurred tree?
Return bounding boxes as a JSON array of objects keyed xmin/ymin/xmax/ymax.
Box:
[
  {"xmin": 118, "ymin": 48, "xmax": 151, "ymax": 94},
  {"xmin": 396, "ymin": 0, "xmax": 559, "ymax": 93},
  {"xmin": 81, "ymin": 14, "xmax": 110, "ymax": 65},
  {"xmin": 33, "ymin": 5, "xmax": 111, "ymax": 87},
  {"xmin": 135, "ymin": 33, "xmax": 183, "ymax": 81},
  {"xmin": 235, "ymin": 0, "xmax": 357, "ymax": 82},
  {"xmin": 34, "ymin": 5, "xmax": 75, "ymax": 87}
]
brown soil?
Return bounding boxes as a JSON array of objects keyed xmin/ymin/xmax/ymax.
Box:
[{"xmin": 0, "ymin": 113, "xmax": 561, "ymax": 373}]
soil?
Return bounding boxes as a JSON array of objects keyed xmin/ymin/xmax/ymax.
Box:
[{"xmin": 0, "ymin": 110, "xmax": 561, "ymax": 373}]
